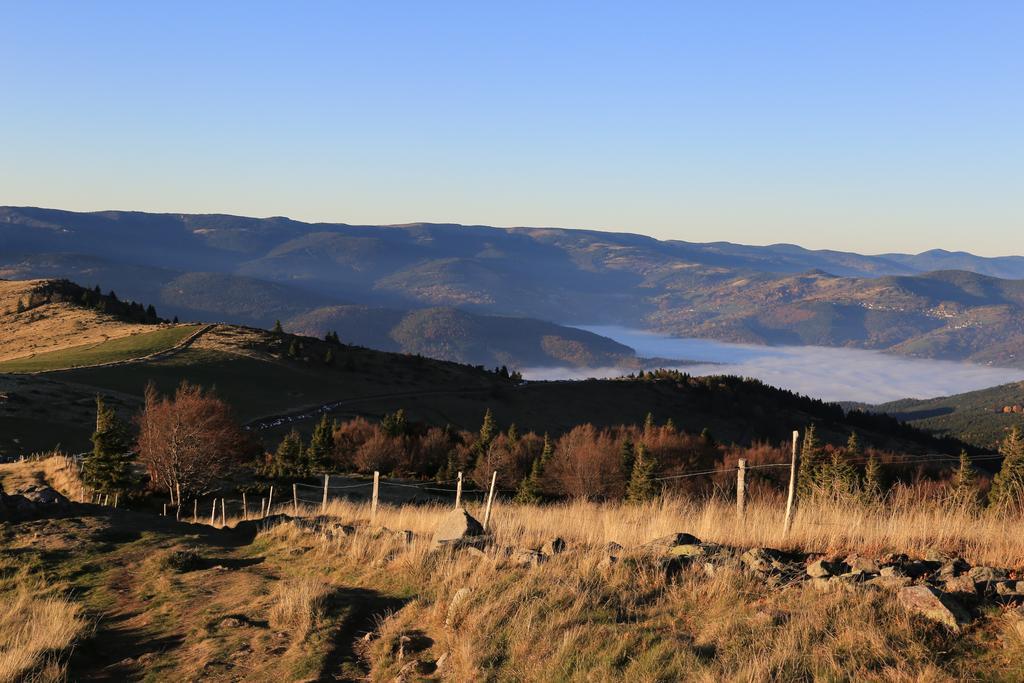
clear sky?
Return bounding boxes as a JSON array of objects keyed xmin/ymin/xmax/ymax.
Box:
[{"xmin": 1, "ymin": 2, "xmax": 1021, "ymax": 255}]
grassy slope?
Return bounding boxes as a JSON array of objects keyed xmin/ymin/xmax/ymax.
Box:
[
  {"xmin": 871, "ymin": 381, "xmax": 1024, "ymax": 450},
  {"xmin": 0, "ymin": 325, "xmax": 200, "ymax": 373},
  {"xmin": 3, "ymin": 477, "xmax": 1024, "ymax": 681}
]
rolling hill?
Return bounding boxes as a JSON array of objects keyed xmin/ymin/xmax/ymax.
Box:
[
  {"xmin": 4, "ymin": 206, "xmax": 1024, "ymax": 366},
  {"xmin": 864, "ymin": 381, "xmax": 1024, "ymax": 450},
  {"xmin": 0, "ymin": 278, "xmax": 969, "ymax": 459}
]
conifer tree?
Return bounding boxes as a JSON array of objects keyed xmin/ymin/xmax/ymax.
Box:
[
  {"xmin": 514, "ymin": 458, "xmax": 544, "ymax": 504},
  {"xmin": 273, "ymin": 320, "xmax": 284, "ymax": 334},
  {"xmin": 271, "ymin": 429, "xmax": 305, "ymax": 478},
  {"xmin": 479, "ymin": 408, "xmax": 496, "ymax": 450},
  {"xmin": 306, "ymin": 415, "xmax": 334, "ymax": 474},
  {"xmin": 990, "ymin": 427, "xmax": 1024, "ymax": 509},
  {"xmin": 797, "ymin": 424, "xmax": 825, "ymax": 498},
  {"xmin": 324, "ymin": 348, "xmax": 336, "ymax": 366},
  {"xmin": 951, "ymin": 450, "xmax": 977, "ymax": 505},
  {"xmin": 287, "ymin": 338, "xmax": 301, "ymax": 358},
  {"xmin": 626, "ymin": 444, "xmax": 658, "ymax": 503},
  {"xmin": 620, "ymin": 436, "xmax": 635, "ymax": 478},
  {"xmin": 540, "ymin": 432, "xmax": 554, "ymax": 465},
  {"xmin": 507, "ymin": 423, "xmax": 519, "ymax": 443},
  {"xmin": 381, "ymin": 409, "xmax": 408, "ymax": 438},
  {"xmin": 643, "ymin": 412, "xmax": 656, "ymax": 434},
  {"xmin": 83, "ymin": 396, "xmax": 133, "ymax": 495},
  {"xmin": 861, "ymin": 452, "xmax": 883, "ymax": 503},
  {"xmin": 822, "ymin": 449, "xmax": 858, "ymax": 500}
]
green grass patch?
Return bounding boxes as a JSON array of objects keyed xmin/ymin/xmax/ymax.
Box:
[{"xmin": 0, "ymin": 325, "xmax": 201, "ymax": 373}]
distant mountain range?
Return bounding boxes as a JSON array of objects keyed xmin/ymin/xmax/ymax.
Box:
[{"xmin": 4, "ymin": 206, "xmax": 1024, "ymax": 367}]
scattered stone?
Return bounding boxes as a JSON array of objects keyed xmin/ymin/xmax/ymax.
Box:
[
  {"xmin": 900, "ymin": 560, "xmax": 937, "ymax": 579},
  {"xmin": 880, "ymin": 565, "xmax": 906, "ymax": 578},
  {"xmin": 430, "ymin": 508, "xmax": 485, "ymax": 551},
  {"xmin": 969, "ymin": 566, "xmax": 1008, "ymax": 587},
  {"xmin": 541, "ymin": 537, "xmax": 566, "ymax": 556},
  {"xmin": 644, "ymin": 533, "xmax": 701, "ymax": 551},
  {"xmin": 741, "ymin": 547, "xmax": 788, "ymax": 574},
  {"xmin": 435, "ymin": 652, "xmax": 449, "ymax": 673},
  {"xmin": 843, "ymin": 554, "xmax": 880, "ymax": 574},
  {"xmin": 995, "ymin": 582, "xmax": 1024, "ymax": 600},
  {"xmin": 1006, "ymin": 606, "xmax": 1024, "ymax": 639},
  {"xmin": 898, "ymin": 585, "xmax": 971, "ymax": 632},
  {"xmin": 512, "ymin": 549, "xmax": 545, "ymax": 567},
  {"xmin": 218, "ymin": 616, "xmax": 245, "ymax": 629},
  {"xmin": 943, "ymin": 574, "xmax": 978, "ymax": 597},
  {"xmin": 445, "ymin": 588, "xmax": 472, "ymax": 627},
  {"xmin": 938, "ymin": 558, "xmax": 970, "ymax": 579},
  {"xmin": 669, "ymin": 543, "xmax": 720, "ymax": 558},
  {"xmin": 806, "ymin": 558, "xmax": 845, "ymax": 578},
  {"xmin": 866, "ymin": 574, "xmax": 912, "ymax": 590},
  {"xmin": 394, "ymin": 530, "xmax": 414, "ymax": 546}
]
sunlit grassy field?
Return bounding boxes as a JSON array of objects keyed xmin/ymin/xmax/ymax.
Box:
[{"xmin": 0, "ymin": 325, "xmax": 200, "ymax": 373}]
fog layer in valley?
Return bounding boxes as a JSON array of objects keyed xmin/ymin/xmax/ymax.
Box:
[{"xmin": 522, "ymin": 326, "xmax": 1024, "ymax": 404}]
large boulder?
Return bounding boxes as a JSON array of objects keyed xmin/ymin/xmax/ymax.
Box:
[
  {"xmin": 644, "ymin": 533, "xmax": 701, "ymax": 553},
  {"xmin": 430, "ymin": 508, "xmax": 485, "ymax": 550},
  {"xmin": 898, "ymin": 585, "xmax": 972, "ymax": 632}
]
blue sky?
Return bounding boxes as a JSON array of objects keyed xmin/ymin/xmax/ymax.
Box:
[{"xmin": 1, "ymin": 2, "xmax": 1021, "ymax": 255}]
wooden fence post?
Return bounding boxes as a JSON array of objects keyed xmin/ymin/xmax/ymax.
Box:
[
  {"xmin": 175, "ymin": 482, "xmax": 181, "ymax": 508},
  {"xmin": 782, "ymin": 430, "xmax": 799, "ymax": 537},
  {"xmin": 482, "ymin": 471, "xmax": 497, "ymax": 531},
  {"xmin": 221, "ymin": 498, "xmax": 226, "ymax": 527},
  {"xmin": 162, "ymin": 503, "xmax": 167, "ymax": 517},
  {"xmin": 175, "ymin": 498, "xmax": 180, "ymax": 521},
  {"xmin": 210, "ymin": 499, "xmax": 217, "ymax": 525},
  {"xmin": 104, "ymin": 494, "xmax": 109, "ymax": 506},
  {"xmin": 267, "ymin": 486, "xmax": 274, "ymax": 517},
  {"xmin": 293, "ymin": 483, "xmax": 299, "ymax": 516},
  {"xmin": 193, "ymin": 499, "xmax": 198, "ymax": 523},
  {"xmin": 322, "ymin": 474, "xmax": 329, "ymax": 513},
  {"xmin": 113, "ymin": 493, "xmax": 119, "ymax": 509},
  {"xmin": 261, "ymin": 498, "xmax": 266, "ymax": 518},
  {"xmin": 242, "ymin": 492, "xmax": 248, "ymax": 521},
  {"xmin": 371, "ymin": 471, "xmax": 380, "ymax": 522},
  {"xmin": 736, "ymin": 458, "xmax": 747, "ymax": 520},
  {"xmin": 455, "ymin": 471, "xmax": 463, "ymax": 509}
]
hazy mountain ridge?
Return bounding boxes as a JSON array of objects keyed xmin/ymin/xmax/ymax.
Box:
[{"xmin": 4, "ymin": 206, "xmax": 1024, "ymax": 366}]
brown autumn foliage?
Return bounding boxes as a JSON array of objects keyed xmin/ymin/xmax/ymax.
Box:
[
  {"xmin": 545, "ymin": 424, "xmax": 623, "ymax": 499},
  {"xmin": 136, "ymin": 381, "xmax": 252, "ymax": 500},
  {"xmin": 352, "ymin": 432, "xmax": 403, "ymax": 474}
]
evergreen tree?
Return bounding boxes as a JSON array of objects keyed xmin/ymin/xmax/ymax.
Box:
[
  {"xmin": 287, "ymin": 338, "xmax": 301, "ymax": 358},
  {"xmin": 540, "ymin": 432, "xmax": 554, "ymax": 465},
  {"xmin": 952, "ymin": 450, "xmax": 977, "ymax": 505},
  {"xmin": 643, "ymin": 412, "xmax": 656, "ymax": 434},
  {"xmin": 514, "ymin": 458, "xmax": 544, "ymax": 504},
  {"xmin": 626, "ymin": 444, "xmax": 658, "ymax": 503},
  {"xmin": 146, "ymin": 304, "xmax": 157, "ymax": 319},
  {"xmin": 506, "ymin": 423, "xmax": 519, "ymax": 443},
  {"xmin": 270, "ymin": 429, "xmax": 305, "ymax": 478},
  {"xmin": 822, "ymin": 449, "xmax": 858, "ymax": 501},
  {"xmin": 846, "ymin": 432, "xmax": 862, "ymax": 460},
  {"xmin": 83, "ymin": 396, "xmax": 133, "ymax": 495},
  {"xmin": 861, "ymin": 452, "xmax": 883, "ymax": 503},
  {"xmin": 797, "ymin": 424, "xmax": 825, "ymax": 498},
  {"xmin": 479, "ymin": 408, "xmax": 496, "ymax": 450},
  {"xmin": 324, "ymin": 348, "xmax": 336, "ymax": 366},
  {"xmin": 306, "ymin": 415, "xmax": 334, "ymax": 474},
  {"xmin": 381, "ymin": 409, "xmax": 408, "ymax": 438},
  {"xmin": 273, "ymin": 320, "xmax": 284, "ymax": 334},
  {"xmin": 620, "ymin": 436, "xmax": 635, "ymax": 478},
  {"xmin": 990, "ymin": 427, "xmax": 1024, "ymax": 509},
  {"xmin": 172, "ymin": 315, "xmax": 179, "ymax": 324}
]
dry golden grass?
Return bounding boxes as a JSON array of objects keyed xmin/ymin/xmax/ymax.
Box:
[
  {"xmin": 0, "ymin": 453, "xmax": 87, "ymax": 502},
  {"xmin": 246, "ymin": 491, "xmax": 1024, "ymax": 681},
  {"xmin": 297, "ymin": 487, "xmax": 1024, "ymax": 567},
  {"xmin": 268, "ymin": 576, "xmax": 331, "ymax": 641},
  {"xmin": 0, "ymin": 577, "xmax": 88, "ymax": 683},
  {"xmin": 0, "ymin": 279, "xmax": 156, "ymax": 362}
]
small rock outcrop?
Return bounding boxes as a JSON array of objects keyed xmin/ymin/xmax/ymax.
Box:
[
  {"xmin": 430, "ymin": 508, "xmax": 485, "ymax": 550},
  {"xmin": 541, "ymin": 537, "xmax": 566, "ymax": 556},
  {"xmin": 898, "ymin": 585, "xmax": 971, "ymax": 632}
]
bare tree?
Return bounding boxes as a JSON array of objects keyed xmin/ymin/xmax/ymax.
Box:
[{"xmin": 136, "ymin": 381, "xmax": 252, "ymax": 502}]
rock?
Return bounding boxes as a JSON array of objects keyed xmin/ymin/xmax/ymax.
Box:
[
  {"xmin": 807, "ymin": 558, "xmax": 845, "ymax": 578},
  {"xmin": 900, "ymin": 560, "xmax": 937, "ymax": 579},
  {"xmin": 879, "ymin": 565, "xmax": 905, "ymax": 578},
  {"xmin": 445, "ymin": 588, "xmax": 472, "ymax": 627},
  {"xmin": 995, "ymin": 582, "xmax": 1024, "ymax": 600},
  {"xmin": 969, "ymin": 566, "xmax": 1008, "ymax": 587},
  {"xmin": 394, "ymin": 530, "xmax": 414, "ymax": 546},
  {"xmin": 843, "ymin": 554, "xmax": 880, "ymax": 574},
  {"xmin": 644, "ymin": 532, "xmax": 701, "ymax": 551},
  {"xmin": 435, "ymin": 652, "xmax": 449, "ymax": 674},
  {"xmin": 943, "ymin": 574, "xmax": 978, "ymax": 597},
  {"xmin": 741, "ymin": 548, "xmax": 788, "ymax": 574},
  {"xmin": 1007, "ymin": 606, "xmax": 1024, "ymax": 639},
  {"xmin": 837, "ymin": 570, "xmax": 868, "ymax": 584},
  {"xmin": 541, "ymin": 537, "xmax": 566, "ymax": 556},
  {"xmin": 898, "ymin": 585, "xmax": 971, "ymax": 632},
  {"xmin": 866, "ymin": 574, "xmax": 912, "ymax": 590},
  {"xmin": 218, "ymin": 616, "xmax": 245, "ymax": 629},
  {"xmin": 512, "ymin": 549, "xmax": 545, "ymax": 567},
  {"xmin": 604, "ymin": 542, "xmax": 624, "ymax": 554},
  {"xmin": 938, "ymin": 558, "xmax": 970, "ymax": 579},
  {"xmin": 599, "ymin": 542, "xmax": 623, "ymax": 569},
  {"xmin": 20, "ymin": 485, "xmax": 69, "ymax": 507},
  {"xmin": 669, "ymin": 543, "xmax": 720, "ymax": 558},
  {"xmin": 430, "ymin": 508, "xmax": 485, "ymax": 550}
]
